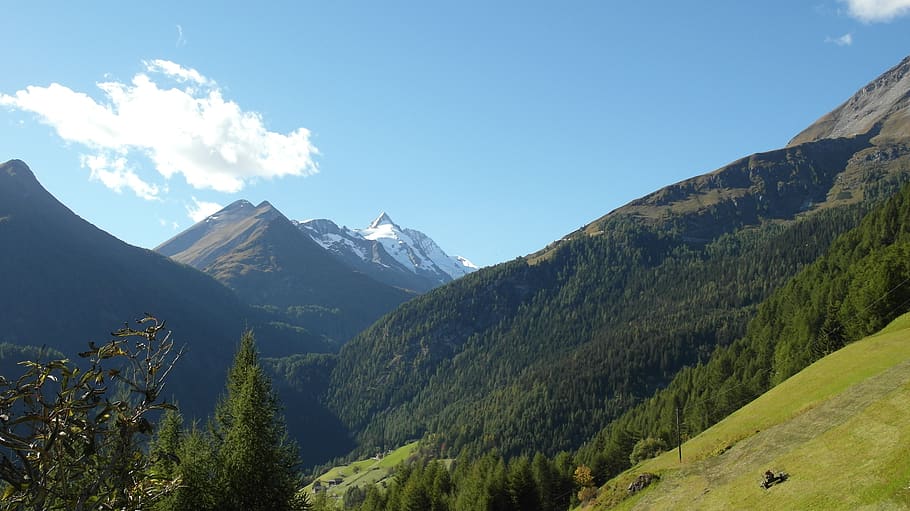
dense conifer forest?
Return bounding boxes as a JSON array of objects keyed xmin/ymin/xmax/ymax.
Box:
[
  {"xmin": 323, "ymin": 197, "xmax": 872, "ymax": 461},
  {"xmin": 306, "ymin": 177, "xmax": 910, "ymax": 511},
  {"xmin": 576, "ymin": 180, "xmax": 910, "ymax": 485},
  {"xmin": 315, "ymin": 134, "xmax": 910, "ymax": 467}
]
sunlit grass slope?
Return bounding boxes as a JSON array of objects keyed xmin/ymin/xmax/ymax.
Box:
[
  {"xmin": 596, "ymin": 313, "xmax": 910, "ymax": 510},
  {"xmin": 303, "ymin": 442, "xmax": 419, "ymax": 500}
]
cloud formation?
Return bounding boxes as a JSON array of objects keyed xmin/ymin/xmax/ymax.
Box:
[
  {"xmin": 186, "ymin": 196, "xmax": 224, "ymax": 222},
  {"xmin": 825, "ymin": 33, "xmax": 854, "ymax": 45},
  {"xmin": 176, "ymin": 25, "xmax": 186, "ymax": 47},
  {"xmin": 81, "ymin": 153, "xmax": 161, "ymax": 200},
  {"xmin": 0, "ymin": 60, "xmax": 318, "ymax": 199},
  {"xmin": 842, "ymin": 0, "xmax": 910, "ymax": 22}
]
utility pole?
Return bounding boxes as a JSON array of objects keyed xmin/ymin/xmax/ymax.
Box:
[{"xmin": 676, "ymin": 406, "xmax": 682, "ymax": 463}]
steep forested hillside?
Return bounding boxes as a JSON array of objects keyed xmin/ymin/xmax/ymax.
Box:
[
  {"xmin": 328, "ymin": 183, "xmax": 910, "ymax": 510},
  {"xmin": 0, "ymin": 160, "xmax": 287, "ymax": 411},
  {"xmin": 577, "ymin": 180, "xmax": 910, "ymax": 484},
  {"xmin": 323, "ymin": 55, "xmax": 910, "ymax": 463},
  {"xmin": 0, "ymin": 159, "xmax": 344, "ymax": 467},
  {"xmin": 325, "ymin": 139, "xmax": 910, "ymax": 461}
]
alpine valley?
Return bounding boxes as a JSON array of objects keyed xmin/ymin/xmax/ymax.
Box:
[{"xmin": 3, "ymin": 53, "xmax": 910, "ymax": 510}]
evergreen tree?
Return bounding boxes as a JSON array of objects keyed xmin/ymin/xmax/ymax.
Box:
[
  {"xmin": 507, "ymin": 456, "xmax": 539, "ymax": 511},
  {"xmin": 214, "ymin": 331, "xmax": 302, "ymax": 511},
  {"xmin": 150, "ymin": 409, "xmax": 183, "ymax": 480},
  {"xmin": 531, "ymin": 452, "xmax": 566, "ymax": 511},
  {"xmin": 154, "ymin": 427, "xmax": 219, "ymax": 511}
]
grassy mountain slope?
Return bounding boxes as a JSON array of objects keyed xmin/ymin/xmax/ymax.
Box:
[
  {"xmin": 302, "ymin": 441, "xmax": 420, "ymax": 500},
  {"xmin": 327, "ymin": 128, "xmax": 910, "ymax": 461},
  {"xmin": 596, "ymin": 312, "xmax": 910, "ymax": 510},
  {"xmin": 576, "ymin": 180, "xmax": 910, "ymax": 487}
]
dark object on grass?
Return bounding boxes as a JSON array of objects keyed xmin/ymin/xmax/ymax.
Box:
[
  {"xmin": 761, "ymin": 470, "xmax": 789, "ymax": 489},
  {"xmin": 628, "ymin": 472, "xmax": 660, "ymax": 494}
]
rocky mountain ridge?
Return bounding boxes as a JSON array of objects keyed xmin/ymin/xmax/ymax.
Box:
[
  {"xmin": 156, "ymin": 200, "xmax": 416, "ymax": 345},
  {"xmin": 296, "ymin": 212, "xmax": 477, "ymax": 293},
  {"xmin": 789, "ymin": 54, "xmax": 910, "ymax": 146}
]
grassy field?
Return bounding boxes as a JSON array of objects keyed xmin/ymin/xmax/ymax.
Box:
[
  {"xmin": 303, "ymin": 442, "xmax": 419, "ymax": 501},
  {"xmin": 593, "ymin": 312, "xmax": 910, "ymax": 510}
]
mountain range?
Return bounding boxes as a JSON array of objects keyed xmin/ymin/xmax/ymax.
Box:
[
  {"xmin": 0, "ymin": 159, "xmax": 326, "ymax": 413},
  {"xmin": 155, "ymin": 199, "xmax": 412, "ymax": 346},
  {"xmin": 1, "ymin": 54, "xmax": 909, "ymax": 474},
  {"xmin": 156, "ymin": 200, "xmax": 476, "ymax": 344},
  {"xmin": 296, "ymin": 212, "xmax": 477, "ymax": 293}
]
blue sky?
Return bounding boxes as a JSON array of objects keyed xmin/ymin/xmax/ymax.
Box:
[{"xmin": 2, "ymin": 1, "xmax": 910, "ymax": 267}]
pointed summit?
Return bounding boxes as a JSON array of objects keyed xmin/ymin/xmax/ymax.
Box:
[
  {"xmin": 369, "ymin": 212, "xmax": 398, "ymax": 229},
  {"xmin": 252, "ymin": 200, "xmax": 284, "ymax": 222},
  {"xmin": 1, "ymin": 159, "xmax": 74, "ymax": 214},
  {"xmin": 297, "ymin": 212, "xmax": 478, "ymax": 292},
  {"xmin": 2, "ymin": 159, "xmax": 33, "ymax": 178},
  {"xmin": 222, "ymin": 199, "xmax": 254, "ymax": 212},
  {"xmin": 157, "ymin": 197, "xmax": 287, "ymax": 261},
  {"xmin": 200, "ymin": 199, "xmax": 283, "ymax": 224},
  {"xmin": 1, "ymin": 159, "xmax": 41, "ymax": 189}
]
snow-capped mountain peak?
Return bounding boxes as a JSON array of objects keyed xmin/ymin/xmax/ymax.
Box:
[
  {"xmin": 296, "ymin": 213, "xmax": 478, "ymax": 292},
  {"xmin": 369, "ymin": 211, "xmax": 398, "ymax": 230}
]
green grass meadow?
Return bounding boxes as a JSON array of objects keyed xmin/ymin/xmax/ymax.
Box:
[
  {"xmin": 304, "ymin": 442, "xmax": 420, "ymax": 501},
  {"xmin": 595, "ymin": 313, "xmax": 910, "ymax": 510}
]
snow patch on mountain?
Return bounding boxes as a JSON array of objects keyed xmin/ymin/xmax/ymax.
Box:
[{"xmin": 295, "ymin": 212, "xmax": 477, "ymax": 290}]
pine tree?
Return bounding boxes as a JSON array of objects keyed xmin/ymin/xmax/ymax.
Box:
[
  {"xmin": 150, "ymin": 409, "xmax": 184, "ymax": 480},
  {"xmin": 214, "ymin": 331, "xmax": 302, "ymax": 511},
  {"xmin": 155, "ymin": 427, "xmax": 219, "ymax": 511},
  {"xmin": 508, "ymin": 456, "xmax": 539, "ymax": 511}
]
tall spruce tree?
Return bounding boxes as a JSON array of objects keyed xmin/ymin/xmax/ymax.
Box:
[
  {"xmin": 151, "ymin": 421, "xmax": 219, "ymax": 511},
  {"xmin": 214, "ymin": 331, "xmax": 302, "ymax": 511}
]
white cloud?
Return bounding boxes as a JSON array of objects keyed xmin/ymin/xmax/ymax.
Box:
[
  {"xmin": 186, "ymin": 196, "xmax": 224, "ymax": 222},
  {"xmin": 0, "ymin": 60, "xmax": 319, "ymax": 198},
  {"xmin": 825, "ymin": 32, "xmax": 854, "ymax": 45},
  {"xmin": 176, "ymin": 25, "xmax": 187, "ymax": 47},
  {"xmin": 80, "ymin": 153, "xmax": 161, "ymax": 200},
  {"xmin": 144, "ymin": 59, "xmax": 209, "ymax": 85},
  {"xmin": 841, "ymin": 0, "xmax": 910, "ymax": 21}
]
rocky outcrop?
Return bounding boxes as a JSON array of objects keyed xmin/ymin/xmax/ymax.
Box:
[{"xmin": 789, "ymin": 55, "xmax": 910, "ymax": 146}]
